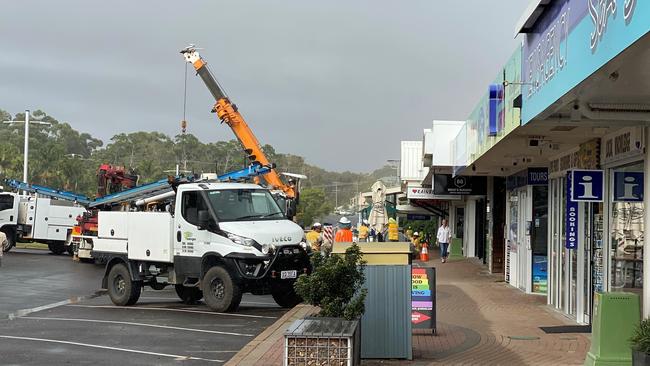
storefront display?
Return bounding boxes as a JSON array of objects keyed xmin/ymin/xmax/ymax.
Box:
[{"xmin": 610, "ymin": 163, "xmax": 644, "ymax": 296}]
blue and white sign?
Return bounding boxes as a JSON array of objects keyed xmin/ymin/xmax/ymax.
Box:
[
  {"xmin": 566, "ymin": 173, "xmax": 578, "ymax": 250},
  {"xmin": 571, "ymin": 170, "xmax": 604, "ymax": 202},
  {"xmin": 614, "ymin": 172, "xmax": 644, "ymax": 202}
]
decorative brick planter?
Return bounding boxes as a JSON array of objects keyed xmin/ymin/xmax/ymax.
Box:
[{"xmin": 284, "ymin": 317, "xmax": 360, "ymax": 366}]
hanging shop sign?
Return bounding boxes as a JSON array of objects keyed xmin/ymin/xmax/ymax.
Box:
[
  {"xmin": 506, "ymin": 167, "xmax": 549, "ymax": 190},
  {"xmin": 407, "ymin": 187, "xmax": 436, "ymax": 200},
  {"xmin": 613, "ymin": 172, "xmax": 644, "ymax": 202},
  {"xmin": 566, "ymin": 172, "xmax": 579, "ymax": 250},
  {"xmin": 433, "ymin": 175, "xmax": 487, "ymax": 196},
  {"xmin": 488, "ymin": 83, "xmax": 504, "ymax": 136},
  {"xmin": 601, "ymin": 126, "xmax": 644, "ymax": 165},
  {"xmin": 407, "ymin": 214, "xmax": 431, "ymax": 221},
  {"xmin": 571, "ymin": 169, "xmax": 604, "ymax": 202},
  {"xmin": 411, "ymin": 267, "xmax": 435, "ymax": 331}
]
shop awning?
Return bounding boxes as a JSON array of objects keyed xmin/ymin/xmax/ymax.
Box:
[{"xmin": 515, "ymin": 0, "xmax": 553, "ymax": 35}]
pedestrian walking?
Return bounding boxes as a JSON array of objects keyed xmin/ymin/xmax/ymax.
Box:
[{"xmin": 437, "ymin": 219, "xmax": 452, "ymax": 263}]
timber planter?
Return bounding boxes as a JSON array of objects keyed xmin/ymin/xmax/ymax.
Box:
[{"xmin": 284, "ymin": 317, "xmax": 360, "ymax": 366}]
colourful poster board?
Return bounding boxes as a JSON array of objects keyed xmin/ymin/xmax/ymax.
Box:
[{"xmin": 411, "ymin": 267, "xmax": 435, "ymax": 331}]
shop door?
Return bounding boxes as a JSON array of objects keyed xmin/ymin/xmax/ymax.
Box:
[
  {"xmin": 517, "ymin": 189, "xmax": 529, "ymax": 292},
  {"xmin": 578, "ymin": 202, "xmax": 603, "ymax": 324}
]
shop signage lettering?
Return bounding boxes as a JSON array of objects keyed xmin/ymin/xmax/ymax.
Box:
[
  {"xmin": 571, "ymin": 169, "xmax": 604, "ymax": 202},
  {"xmin": 433, "ymin": 175, "xmax": 487, "ymax": 196},
  {"xmin": 589, "ymin": 0, "xmax": 638, "ymax": 51},
  {"xmin": 528, "ymin": 167, "xmax": 549, "ymax": 185},
  {"xmin": 566, "ymin": 172, "xmax": 579, "ymax": 250},
  {"xmin": 526, "ymin": 4, "xmax": 570, "ymax": 100},
  {"xmin": 602, "ymin": 127, "xmax": 643, "ymax": 164},
  {"xmin": 613, "ymin": 172, "xmax": 643, "ymax": 202},
  {"xmin": 407, "ymin": 187, "xmax": 435, "ymax": 200},
  {"xmin": 589, "ymin": 0, "xmax": 617, "ymax": 51}
]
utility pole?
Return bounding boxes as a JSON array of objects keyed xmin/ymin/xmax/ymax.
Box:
[
  {"xmin": 333, "ymin": 181, "xmax": 339, "ymax": 209},
  {"xmin": 3, "ymin": 110, "xmax": 51, "ymax": 184}
]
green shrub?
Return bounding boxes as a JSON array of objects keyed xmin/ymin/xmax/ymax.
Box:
[
  {"xmin": 631, "ymin": 318, "xmax": 650, "ymax": 353},
  {"xmin": 294, "ymin": 244, "xmax": 367, "ymax": 320}
]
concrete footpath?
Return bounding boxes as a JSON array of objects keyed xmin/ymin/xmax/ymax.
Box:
[{"xmin": 227, "ymin": 254, "xmax": 590, "ymax": 365}]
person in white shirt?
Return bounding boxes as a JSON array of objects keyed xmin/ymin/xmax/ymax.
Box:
[{"xmin": 436, "ymin": 219, "xmax": 452, "ymax": 263}]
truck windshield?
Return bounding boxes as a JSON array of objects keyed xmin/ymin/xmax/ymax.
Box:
[{"xmin": 206, "ymin": 189, "xmax": 285, "ymax": 222}]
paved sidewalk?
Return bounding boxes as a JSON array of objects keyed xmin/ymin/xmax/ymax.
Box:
[{"xmin": 228, "ymin": 255, "xmax": 591, "ymax": 365}]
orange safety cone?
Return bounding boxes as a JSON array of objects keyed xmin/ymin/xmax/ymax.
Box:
[{"xmin": 420, "ymin": 242, "xmax": 429, "ymax": 262}]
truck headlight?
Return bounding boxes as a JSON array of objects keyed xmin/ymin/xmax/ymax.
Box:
[
  {"xmin": 226, "ymin": 232, "xmax": 256, "ymax": 247},
  {"xmin": 262, "ymin": 243, "xmax": 276, "ymax": 255}
]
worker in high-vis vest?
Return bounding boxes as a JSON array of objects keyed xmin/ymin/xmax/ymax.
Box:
[
  {"xmin": 335, "ymin": 217, "xmax": 353, "ymax": 242},
  {"xmin": 358, "ymin": 219, "xmax": 369, "ymax": 242},
  {"xmin": 386, "ymin": 218, "xmax": 399, "ymax": 241}
]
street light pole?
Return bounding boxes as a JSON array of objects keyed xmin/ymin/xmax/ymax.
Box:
[{"xmin": 3, "ymin": 110, "xmax": 51, "ymax": 184}]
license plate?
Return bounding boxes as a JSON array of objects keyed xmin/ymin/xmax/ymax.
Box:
[{"xmin": 280, "ymin": 270, "xmax": 297, "ymax": 279}]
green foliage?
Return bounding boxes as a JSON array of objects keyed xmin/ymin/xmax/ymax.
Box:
[
  {"xmin": 401, "ymin": 218, "xmax": 439, "ymax": 242},
  {"xmin": 294, "ymin": 244, "xmax": 367, "ymax": 320},
  {"xmin": 631, "ymin": 319, "xmax": 650, "ymax": 353},
  {"xmin": 0, "ymin": 108, "xmax": 387, "ymax": 207},
  {"xmin": 296, "ymin": 187, "xmax": 333, "ymax": 227}
]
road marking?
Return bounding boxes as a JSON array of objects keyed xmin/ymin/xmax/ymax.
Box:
[
  {"xmin": 22, "ymin": 317, "xmax": 254, "ymax": 337},
  {"xmin": 6, "ymin": 291, "xmax": 106, "ymax": 320},
  {"xmin": 139, "ymin": 297, "xmax": 277, "ymax": 307},
  {"xmin": 240, "ymin": 301, "xmax": 277, "ymax": 306},
  {"xmin": 67, "ymin": 304, "xmax": 276, "ymax": 319},
  {"xmin": 0, "ymin": 335, "xmax": 224, "ymax": 363}
]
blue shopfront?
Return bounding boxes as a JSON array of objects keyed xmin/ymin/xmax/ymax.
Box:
[
  {"xmin": 505, "ymin": 168, "xmax": 549, "ymax": 295},
  {"xmin": 518, "ymin": 0, "xmax": 650, "ymax": 322}
]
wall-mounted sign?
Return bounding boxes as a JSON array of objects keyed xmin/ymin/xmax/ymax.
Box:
[
  {"xmin": 571, "ymin": 169, "xmax": 604, "ymax": 202},
  {"xmin": 433, "ymin": 175, "xmax": 487, "ymax": 196},
  {"xmin": 549, "ymin": 139, "xmax": 600, "ymax": 178},
  {"xmin": 613, "ymin": 172, "xmax": 643, "ymax": 202},
  {"xmin": 566, "ymin": 172, "xmax": 579, "ymax": 250},
  {"xmin": 407, "ymin": 214, "xmax": 431, "ymax": 221},
  {"xmin": 407, "ymin": 187, "xmax": 435, "ymax": 200},
  {"xmin": 488, "ymin": 83, "xmax": 504, "ymax": 136},
  {"xmin": 411, "ymin": 267, "xmax": 435, "ymax": 331},
  {"xmin": 507, "ymin": 167, "xmax": 549, "ymax": 190},
  {"xmin": 601, "ymin": 126, "xmax": 644, "ymax": 165}
]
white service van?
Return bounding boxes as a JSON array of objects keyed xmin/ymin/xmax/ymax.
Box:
[
  {"xmin": 0, "ymin": 193, "xmax": 86, "ymax": 254},
  {"xmin": 92, "ymin": 182, "xmax": 311, "ymax": 312}
]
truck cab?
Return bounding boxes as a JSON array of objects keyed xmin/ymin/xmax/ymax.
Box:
[{"xmin": 94, "ymin": 182, "xmax": 311, "ymax": 312}]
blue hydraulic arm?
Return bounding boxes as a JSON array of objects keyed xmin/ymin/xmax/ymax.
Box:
[
  {"xmin": 3, "ymin": 179, "xmax": 92, "ymax": 205},
  {"xmin": 217, "ymin": 163, "xmax": 273, "ymax": 182}
]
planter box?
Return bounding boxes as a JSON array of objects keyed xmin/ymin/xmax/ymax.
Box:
[
  {"xmin": 633, "ymin": 350, "xmax": 650, "ymax": 366},
  {"xmin": 284, "ymin": 317, "xmax": 360, "ymax": 366}
]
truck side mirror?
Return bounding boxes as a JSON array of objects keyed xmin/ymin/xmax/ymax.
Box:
[{"xmin": 197, "ymin": 210, "xmax": 210, "ymax": 230}]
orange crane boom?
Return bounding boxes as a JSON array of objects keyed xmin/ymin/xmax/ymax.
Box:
[{"xmin": 181, "ymin": 46, "xmax": 295, "ymax": 199}]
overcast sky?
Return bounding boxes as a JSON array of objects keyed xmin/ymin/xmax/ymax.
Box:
[{"xmin": 1, "ymin": 1, "xmax": 528, "ymax": 172}]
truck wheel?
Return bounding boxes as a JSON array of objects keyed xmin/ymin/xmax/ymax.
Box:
[
  {"xmin": 107, "ymin": 263, "xmax": 142, "ymax": 306},
  {"xmin": 48, "ymin": 242, "xmax": 66, "ymax": 255},
  {"xmin": 1, "ymin": 229, "xmax": 15, "ymax": 253},
  {"xmin": 202, "ymin": 266, "xmax": 241, "ymax": 312},
  {"xmin": 175, "ymin": 284, "xmax": 203, "ymax": 304},
  {"xmin": 271, "ymin": 283, "xmax": 302, "ymax": 308}
]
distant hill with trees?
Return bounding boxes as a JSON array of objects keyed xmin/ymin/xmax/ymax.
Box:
[{"xmin": 0, "ymin": 109, "xmax": 398, "ymax": 226}]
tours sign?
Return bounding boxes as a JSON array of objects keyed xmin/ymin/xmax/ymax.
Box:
[{"xmin": 411, "ymin": 267, "xmax": 435, "ymax": 331}]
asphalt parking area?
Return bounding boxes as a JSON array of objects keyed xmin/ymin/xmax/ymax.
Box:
[{"xmin": 0, "ymin": 249, "xmax": 287, "ymax": 365}]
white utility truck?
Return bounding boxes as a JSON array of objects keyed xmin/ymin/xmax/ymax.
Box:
[
  {"xmin": 0, "ymin": 192, "xmax": 85, "ymax": 254},
  {"xmin": 92, "ymin": 182, "xmax": 311, "ymax": 312}
]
